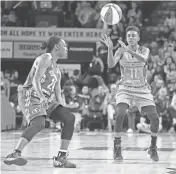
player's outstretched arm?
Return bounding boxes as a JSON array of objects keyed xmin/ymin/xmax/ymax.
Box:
[
  {"xmin": 127, "ymin": 47, "xmax": 150, "ymax": 62},
  {"xmin": 101, "ymin": 34, "xmax": 123, "ymax": 68},
  {"xmin": 118, "ymin": 40, "xmax": 150, "ymax": 63},
  {"xmin": 32, "ymin": 54, "xmax": 51, "ymax": 100},
  {"xmin": 110, "ymin": 47, "xmax": 124, "ymax": 68}
]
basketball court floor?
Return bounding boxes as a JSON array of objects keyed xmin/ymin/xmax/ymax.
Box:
[{"xmin": 1, "ymin": 130, "xmax": 176, "ymax": 174}]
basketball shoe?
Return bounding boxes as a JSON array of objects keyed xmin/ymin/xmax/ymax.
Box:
[
  {"xmin": 53, "ymin": 152, "xmax": 76, "ymax": 168},
  {"xmin": 147, "ymin": 146, "xmax": 159, "ymax": 161},
  {"xmin": 3, "ymin": 151, "xmax": 27, "ymax": 166},
  {"xmin": 113, "ymin": 139, "xmax": 123, "ymax": 160}
]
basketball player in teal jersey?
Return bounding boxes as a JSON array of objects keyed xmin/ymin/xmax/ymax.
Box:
[
  {"xmin": 3, "ymin": 36, "xmax": 76, "ymax": 168},
  {"xmin": 101, "ymin": 26, "xmax": 159, "ymax": 161}
]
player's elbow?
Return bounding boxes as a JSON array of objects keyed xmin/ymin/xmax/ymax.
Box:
[{"xmin": 108, "ymin": 63, "xmax": 115, "ymax": 68}]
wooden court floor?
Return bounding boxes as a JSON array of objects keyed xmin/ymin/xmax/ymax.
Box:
[{"xmin": 1, "ymin": 130, "xmax": 176, "ymax": 174}]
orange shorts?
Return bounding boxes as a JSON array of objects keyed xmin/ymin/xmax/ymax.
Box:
[{"xmin": 18, "ymin": 87, "xmax": 59, "ymax": 124}]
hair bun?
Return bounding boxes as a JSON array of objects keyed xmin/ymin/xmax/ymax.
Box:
[{"xmin": 41, "ymin": 42, "xmax": 48, "ymax": 50}]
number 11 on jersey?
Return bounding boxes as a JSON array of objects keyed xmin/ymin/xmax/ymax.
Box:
[{"xmin": 130, "ymin": 68, "xmax": 137, "ymax": 79}]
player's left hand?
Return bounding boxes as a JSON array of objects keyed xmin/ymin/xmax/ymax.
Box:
[{"xmin": 118, "ymin": 40, "xmax": 129, "ymax": 51}]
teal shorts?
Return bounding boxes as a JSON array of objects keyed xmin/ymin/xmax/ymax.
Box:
[{"xmin": 116, "ymin": 85, "xmax": 155, "ymax": 111}]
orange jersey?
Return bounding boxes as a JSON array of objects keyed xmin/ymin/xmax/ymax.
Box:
[{"xmin": 119, "ymin": 46, "xmax": 148, "ymax": 88}]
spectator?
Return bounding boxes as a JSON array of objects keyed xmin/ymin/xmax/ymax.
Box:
[
  {"xmin": 157, "ymin": 26, "xmax": 171, "ymax": 45},
  {"xmin": 70, "ymin": 69, "xmax": 82, "ymax": 89},
  {"xmin": 78, "ymin": 86, "xmax": 91, "ymax": 117},
  {"xmin": 104, "ymin": 84, "xmax": 116, "ymax": 131},
  {"xmin": 164, "ymin": 11, "xmax": 176, "ymax": 31},
  {"xmin": 137, "ymin": 112, "xmax": 151, "ymax": 133},
  {"xmin": 88, "ymin": 54, "xmax": 104, "ymax": 76},
  {"xmin": 1, "ymin": 9, "xmax": 10, "ymax": 26},
  {"xmin": 0, "ymin": 71, "xmax": 10, "ymax": 100},
  {"xmin": 6, "ymin": 10, "xmax": 17, "ymax": 26},
  {"xmin": 164, "ymin": 57, "xmax": 176, "ymax": 85},
  {"xmin": 118, "ymin": 2, "xmax": 128, "ymax": 15},
  {"xmin": 77, "ymin": 1, "xmax": 97, "ymax": 28},
  {"xmin": 164, "ymin": 43, "xmax": 175, "ymax": 58},
  {"xmin": 4, "ymin": 69, "xmax": 11, "ymax": 80},
  {"xmin": 127, "ymin": 101, "xmax": 138, "ymax": 133},
  {"xmin": 127, "ymin": 2, "xmax": 138, "ymax": 19},
  {"xmin": 137, "ymin": 111, "xmax": 162, "ymax": 133},
  {"xmin": 109, "ymin": 25, "xmax": 123, "ymax": 53},
  {"xmin": 165, "ymin": 43, "xmax": 176, "ymax": 63},
  {"xmin": 78, "ymin": 86, "xmax": 91, "ymax": 129},
  {"xmin": 151, "ymin": 76, "xmax": 164, "ymax": 96},
  {"xmin": 17, "ymin": 2, "xmax": 32, "ymax": 27},
  {"xmin": 167, "ymin": 82, "xmax": 176, "ymax": 98},
  {"xmin": 91, "ymin": 75, "xmax": 109, "ymax": 98},
  {"xmin": 89, "ymin": 85, "xmax": 106, "ymax": 114},
  {"xmin": 149, "ymin": 41, "xmax": 158, "ymax": 56},
  {"xmin": 169, "ymin": 93, "xmax": 176, "ymax": 132},
  {"xmin": 166, "ymin": 63, "xmax": 176, "ymax": 81},
  {"xmin": 155, "ymin": 87, "xmax": 171, "ymax": 132},
  {"xmin": 64, "ymin": 85, "xmax": 83, "ymax": 132},
  {"xmin": 10, "ymin": 69, "xmax": 21, "ymax": 100},
  {"xmin": 127, "ymin": 2, "xmax": 142, "ymax": 27},
  {"xmin": 52, "ymin": 1, "xmax": 64, "ymax": 11},
  {"xmin": 169, "ymin": 28, "xmax": 176, "ymax": 42}
]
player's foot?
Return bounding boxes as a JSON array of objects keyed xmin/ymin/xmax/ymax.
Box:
[
  {"xmin": 147, "ymin": 146, "xmax": 159, "ymax": 161},
  {"xmin": 3, "ymin": 151, "xmax": 27, "ymax": 166},
  {"xmin": 127, "ymin": 128, "xmax": 133, "ymax": 133},
  {"xmin": 53, "ymin": 153, "xmax": 76, "ymax": 168},
  {"xmin": 113, "ymin": 139, "xmax": 123, "ymax": 161}
]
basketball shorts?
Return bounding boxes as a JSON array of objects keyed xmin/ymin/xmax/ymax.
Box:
[
  {"xmin": 116, "ymin": 85, "xmax": 155, "ymax": 112},
  {"xmin": 18, "ymin": 87, "xmax": 59, "ymax": 124}
]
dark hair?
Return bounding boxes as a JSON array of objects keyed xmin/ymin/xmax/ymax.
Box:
[
  {"xmin": 4, "ymin": 69, "xmax": 11, "ymax": 74},
  {"xmin": 126, "ymin": 26, "xmax": 140, "ymax": 35},
  {"xmin": 41, "ymin": 36, "xmax": 61, "ymax": 53},
  {"xmin": 11, "ymin": 69, "xmax": 18, "ymax": 74}
]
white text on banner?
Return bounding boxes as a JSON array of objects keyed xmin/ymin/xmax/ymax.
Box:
[
  {"xmin": 14, "ymin": 42, "xmax": 45, "ymax": 59},
  {"xmin": 0, "ymin": 42, "xmax": 13, "ymax": 58},
  {"xmin": 1, "ymin": 27, "xmax": 107, "ymax": 42}
]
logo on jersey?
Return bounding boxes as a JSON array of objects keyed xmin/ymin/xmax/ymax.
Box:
[
  {"xmin": 32, "ymin": 108, "xmax": 41, "ymax": 115},
  {"xmin": 48, "ymin": 70, "xmax": 57, "ymax": 92},
  {"xmin": 40, "ymin": 74, "xmax": 46, "ymax": 83}
]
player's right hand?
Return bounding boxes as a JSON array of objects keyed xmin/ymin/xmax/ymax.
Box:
[
  {"xmin": 40, "ymin": 97, "xmax": 49, "ymax": 109},
  {"xmin": 101, "ymin": 34, "xmax": 113, "ymax": 49}
]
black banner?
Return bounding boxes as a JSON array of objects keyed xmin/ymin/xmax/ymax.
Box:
[{"xmin": 68, "ymin": 42, "xmax": 96, "ymax": 62}]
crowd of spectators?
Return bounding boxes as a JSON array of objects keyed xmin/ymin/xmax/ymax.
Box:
[
  {"xmin": 1, "ymin": 1, "xmax": 143, "ymax": 29},
  {"xmin": 1, "ymin": 1, "xmax": 176, "ymax": 133}
]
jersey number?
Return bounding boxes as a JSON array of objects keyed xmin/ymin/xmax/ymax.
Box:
[
  {"xmin": 130, "ymin": 68, "xmax": 137, "ymax": 79},
  {"xmin": 47, "ymin": 78, "xmax": 57, "ymax": 92}
]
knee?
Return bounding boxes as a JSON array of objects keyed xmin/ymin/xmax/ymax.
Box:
[
  {"xmin": 151, "ymin": 114, "xmax": 159, "ymax": 125},
  {"xmin": 37, "ymin": 121, "xmax": 45, "ymax": 131},
  {"xmin": 32, "ymin": 121, "xmax": 45, "ymax": 132},
  {"xmin": 64, "ymin": 112, "xmax": 75, "ymax": 125}
]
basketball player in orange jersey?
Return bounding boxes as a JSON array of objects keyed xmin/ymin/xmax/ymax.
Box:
[
  {"xmin": 101, "ymin": 26, "xmax": 159, "ymax": 161},
  {"xmin": 3, "ymin": 36, "xmax": 76, "ymax": 168}
]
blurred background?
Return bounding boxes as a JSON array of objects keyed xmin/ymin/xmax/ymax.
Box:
[{"xmin": 1, "ymin": 1, "xmax": 176, "ymax": 134}]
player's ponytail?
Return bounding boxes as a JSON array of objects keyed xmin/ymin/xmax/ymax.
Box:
[
  {"xmin": 41, "ymin": 42, "xmax": 48, "ymax": 50},
  {"xmin": 41, "ymin": 36, "xmax": 61, "ymax": 53}
]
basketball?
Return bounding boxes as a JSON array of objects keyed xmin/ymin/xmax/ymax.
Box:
[{"xmin": 100, "ymin": 3, "xmax": 122, "ymax": 25}]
